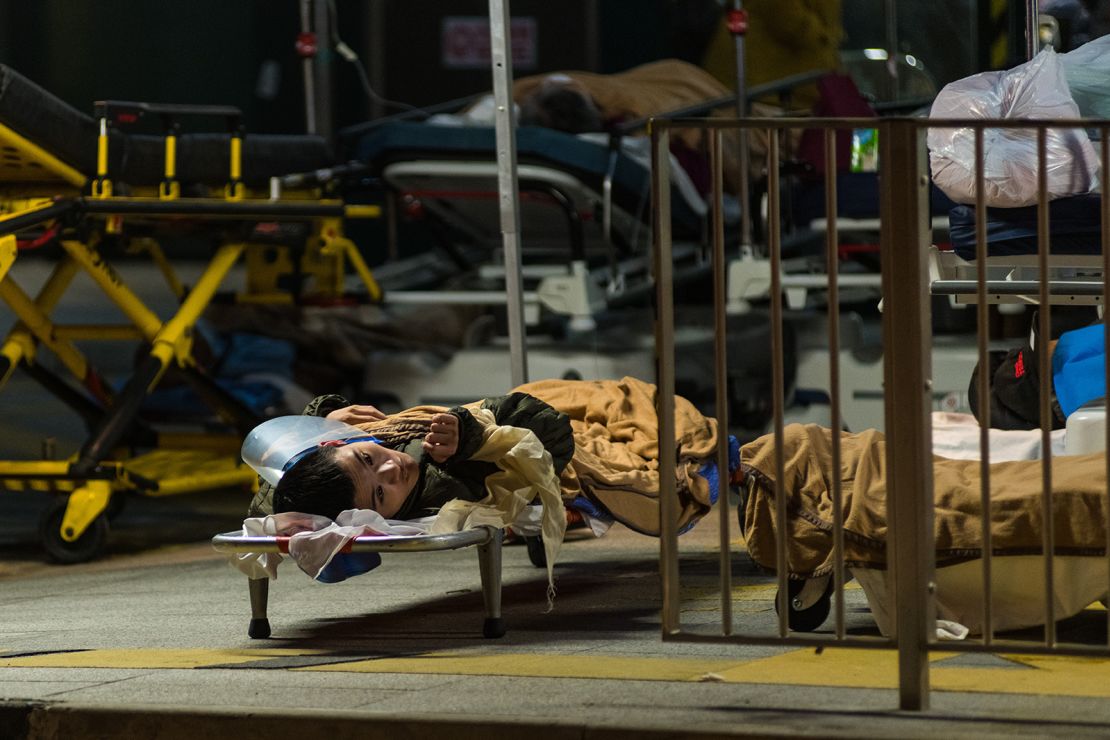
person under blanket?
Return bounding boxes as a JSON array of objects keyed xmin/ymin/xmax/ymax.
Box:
[
  {"xmin": 248, "ymin": 377, "xmax": 724, "ymax": 537},
  {"xmin": 265, "ymin": 391, "xmax": 574, "ymax": 522},
  {"xmin": 509, "ymin": 59, "xmax": 743, "ymax": 195}
]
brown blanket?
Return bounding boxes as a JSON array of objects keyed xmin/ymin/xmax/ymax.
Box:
[
  {"xmin": 357, "ymin": 377, "xmax": 720, "ymax": 536},
  {"xmin": 518, "ymin": 376, "xmax": 718, "ymax": 536},
  {"xmin": 512, "ymin": 59, "xmax": 743, "ymax": 193},
  {"xmin": 741, "ymin": 424, "xmax": 1109, "ymax": 579}
]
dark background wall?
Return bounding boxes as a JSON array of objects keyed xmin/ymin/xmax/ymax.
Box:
[
  {"xmin": 0, "ymin": 1, "xmax": 309, "ymax": 133},
  {"xmin": 0, "ymin": 0, "xmax": 690, "ymax": 137}
]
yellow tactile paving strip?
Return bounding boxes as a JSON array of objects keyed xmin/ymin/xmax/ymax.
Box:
[
  {"xmin": 4, "ymin": 646, "xmax": 1110, "ymax": 698},
  {"xmin": 301, "ymin": 652, "xmax": 744, "ymax": 681},
  {"xmin": 0, "ymin": 648, "xmax": 327, "ymax": 669}
]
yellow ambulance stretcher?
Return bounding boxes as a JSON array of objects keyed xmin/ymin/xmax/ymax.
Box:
[{"xmin": 0, "ymin": 65, "xmax": 381, "ymax": 562}]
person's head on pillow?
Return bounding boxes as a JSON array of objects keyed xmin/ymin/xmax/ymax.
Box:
[
  {"xmin": 273, "ymin": 439, "xmax": 418, "ymax": 519},
  {"xmin": 519, "ymin": 77, "xmax": 604, "ymax": 134}
]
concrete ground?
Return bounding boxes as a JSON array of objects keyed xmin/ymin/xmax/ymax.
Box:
[{"xmin": 5, "ymin": 486, "xmax": 1110, "ymax": 740}]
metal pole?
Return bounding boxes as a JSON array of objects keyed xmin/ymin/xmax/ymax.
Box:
[
  {"xmin": 1102, "ymin": 129, "xmax": 1110, "ymax": 651},
  {"xmin": 824, "ymin": 128, "xmax": 846, "ymax": 640},
  {"xmin": 729, "ymin": 1, "xmax": 753, "ymax": 251},
  {"xmin": 768, "ymin": 128, "xmax": 789, "ymax": 638},
  {"xmin": 883, "ymin": 0, "xmax": 900, "ymax": 102},
  {"xmin": 710, "ymin": 129, "xmax": 733, "ymax": 635},
  {"xmin": 1036, "ymin": 127, "xmax": 1056, "ymax": 647},
  {"xmin": 489, "ymin": 0, "xmax": 528, "ymax": 387},
  {"xmin": 879, "ymin": 119, "xmax": 934, "ymax": 711},
  {"xmin": 653, "ymin": 124, "xmax": 680, "ymax": 635},
  {"xmin": 367, "ymin": 0, "xmax": 388, "ymax": 120},
  {"xmin": 300, "ymin": 0, "xmax": 317, "ymax": 135},
  {"xmin": 974, "ymin": 125, "xmax": 994, "ymax": 645},
  {"xmin": 1025, "ymin": 0, "xmax": 1040, "ymax": 60},
  {"xmin": 312, "ymin": 0, "xmax": 333, "ymax": 143}
]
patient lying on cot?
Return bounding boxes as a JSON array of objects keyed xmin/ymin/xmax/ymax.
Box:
[
  {"xmin": 248, "ymin": 376, "xmax": 724, "ymax": 537},
  {"xmin": 267, "ymin": 392, "xmax": 574, "ymax": 522},
  {"xmin": 464, "ymin": 59, "xmax": 743, "ymax": 195},
  {"xmin": 738, "ymin": 421, "xmax": 1109, "ymax": 636},
  {"xmin": 238, "ymin": 377, "xmax": 727, "ymax": 586}
]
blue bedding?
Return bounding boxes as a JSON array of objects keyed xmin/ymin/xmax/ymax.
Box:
[
  {"xmin": 354, "ymin": 121, "xmax": 707, "ymax": 237},
  {"xmin": 947, "ymin": 193, "xmax": 1104, "ymax": 261},
  {"xmin": 792, "ymin": 171, "xmax": 957, "ymax": 224}
]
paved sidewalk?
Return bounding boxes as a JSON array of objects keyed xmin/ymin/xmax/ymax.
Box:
[{"xmin": 4, "ymin": 489, "xmax": 1110, "ymax": 738}]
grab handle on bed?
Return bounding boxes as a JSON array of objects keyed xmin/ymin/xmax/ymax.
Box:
[{"xmin": 92, "ymin": 100, "xmax": 246, "ymax": 201}]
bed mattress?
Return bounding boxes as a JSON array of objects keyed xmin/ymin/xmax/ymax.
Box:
[{"xmin": 947, "ymin": 193, "xmax": 1104, "ymax": 260}]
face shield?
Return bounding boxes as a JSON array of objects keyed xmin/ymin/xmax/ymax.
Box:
[{"xmin": 241, "ymin": 415, "xmax": 376, "ymax": 486}]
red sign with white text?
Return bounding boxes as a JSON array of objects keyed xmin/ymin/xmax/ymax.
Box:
[{"xmin": 442, "ymin": 16, "xmax": 538, "ymax": 70}]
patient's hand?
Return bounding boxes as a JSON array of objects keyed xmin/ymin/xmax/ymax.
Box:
[
  {"xmin": 423, "ymin": 412, "xmax": 459, "ymax": 463},
  {"xmin": 326, "ymin": 404, "xmax": 387, "ymax": 425}
]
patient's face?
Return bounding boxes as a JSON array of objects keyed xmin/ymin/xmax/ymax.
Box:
[{"xmin": 333, "ymin": 441, "xmax": 418, "ymax": 518}]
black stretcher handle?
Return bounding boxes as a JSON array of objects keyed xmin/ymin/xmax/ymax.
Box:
[{"xmin": 93, "ymin": 100, "xmax": 243, "ymax": 132}]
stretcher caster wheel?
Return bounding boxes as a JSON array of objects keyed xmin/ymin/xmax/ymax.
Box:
[
  {"xmin": 524, "ymin": 536, "xmax": 546, "ymax": 568},
  {"xmin": 775, "ymin": 578, "xmax": 833, "ymax": 632},
  {"xmin": 39, "ymin": 498, "xmax": 108, "ymax": 564},
  {"xmin": 248, "ymin": 618, "xmax": 271, "ymax": 639},
  {"xmin": 104, "ymin": 493, "xmax": 128, "ymax": 522},
  {"xmin": 483, "ymin": 617, "xmax": 506, "ymax": 639}
]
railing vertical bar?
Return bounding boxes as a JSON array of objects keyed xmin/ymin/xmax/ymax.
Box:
[
  {"xmin": 824, "ymin": 126, "xmax": 846, "ymax": 641},
  {"xmin": 768, "ymin": 127, "xmax": 789, "ymax": 639},
  {"xmin": 880, "ymin": 119, "xmax": 933, "ymax": 711},
  {"xmin": 652, "ymin": 123, "xmax": 680, "ymax": 636},
  {"xmin": 1036, "ymin": 125, "xmax": 1056, "ymax": 648},
  {"xmin": 974, "ymin": 124, "xmax": 993, "ymax": 646},
  {"xmin": 1102, "ymin": 127, "xmax": 1110, "ymax": 651},
  {"xmin": 710, "ymin": 128, "xmax": 733, "ymax": 635}
]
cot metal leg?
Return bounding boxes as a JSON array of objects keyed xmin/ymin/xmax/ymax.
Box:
[
  {"xmin": 247, "ymin": 577, "xmax": 271, "ymax": 639},
  {"xmin": 477, "ymin": 528, "xmax": 505, "ymax": 638}
]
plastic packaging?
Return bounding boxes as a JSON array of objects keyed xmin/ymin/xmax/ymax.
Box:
[
  {"xmin": 1060, "ymin": 35, "xmax": 1110, "ymax": 119},
  {"xmin": 928, "ymin": 47, "xmax": 1099, "ymax": 208},
  {"xmin": 241, "ymin": 415, "xmax": 369, "ymax": 486}
]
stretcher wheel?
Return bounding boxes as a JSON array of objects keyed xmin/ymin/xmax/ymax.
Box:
[
  {"xmin": 104, "ymin": 493, "xmax": 128, "ymax": 522},
  {"xmin": 775, "ymin": 578, "xmax": 833, "ymax": 633},
  {"xmin": 39, "ymin": 497, "xmax": 109, "ymax": 564},
  {"xmin": 524, "ymin": 536, "xmax": 546, "ymax": 568}
]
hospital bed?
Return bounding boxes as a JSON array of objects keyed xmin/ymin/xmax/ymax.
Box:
[
  {"xmin": 348, "ymin": 118, "xmax": 718, "ymax": 329},
  {"xmin": 728, "ymin": 170, "xmax": 958, "ymax": 313},
  {"xmin": 0, "ymin": 64, "xmax": 382, "ymax": 562},
  {"xmin": 930, "ymin": 192, "xmax": 1107, "ymax": 306},
  {"xmin": 340, "ymin": 75, "xmax": 851, "ymax": 327}
]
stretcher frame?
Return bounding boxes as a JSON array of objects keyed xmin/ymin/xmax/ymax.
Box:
[
  {"xmin": 930, "ymin": 246, "xmax": 1105, "ymax": 306},
  {"xmin": 0, "ymin": 93, "xmax": 383, "ymax": 563},
  {"xmin": 211, "ymin": 527, "xmax": 505, "ymax": 639}
]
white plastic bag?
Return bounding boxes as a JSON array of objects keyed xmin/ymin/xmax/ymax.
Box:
[
  {"xmin": 928, "ymin": 47, "xmax": 1099, "ymax": 207},
  {"xmin": 1060, "ymin": 35, "xmax": 1110, "ymax": 118}
]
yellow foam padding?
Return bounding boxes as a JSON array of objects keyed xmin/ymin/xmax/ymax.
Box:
[
  {"xmin": 0, "ymin": 123, "xmax": 87, "ymax": 187},
  {"xmin": 121, "ymin": 449, "xmax": 255, "ymax": 497}
]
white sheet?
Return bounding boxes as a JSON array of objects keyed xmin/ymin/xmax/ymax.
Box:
[{"xmin": 850, "ymin": 411, "xmax": 1098, "ymax": 638}]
